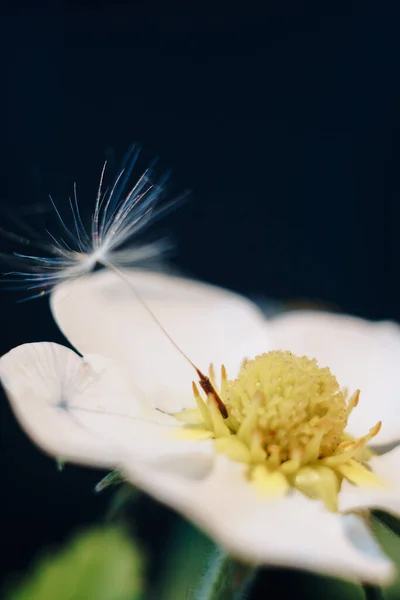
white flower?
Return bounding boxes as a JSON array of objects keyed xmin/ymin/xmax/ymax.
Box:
[{"xmin": 2, "ymin": 269, "xmax": 400, "ymax": 585}]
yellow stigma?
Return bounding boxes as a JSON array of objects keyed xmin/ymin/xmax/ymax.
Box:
[
  {"xmin": 175, "ymin": 350, "xmax": 384, "ymax": 511},
  {"xmin": 225, "ymin": 351, "xmax": 348, "ymax": 461}
]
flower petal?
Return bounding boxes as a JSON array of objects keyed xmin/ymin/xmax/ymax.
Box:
[
  {"xmin": 0, "ymin": 343, "xmax": 123, "ymax": 466},
  {"xmin": 122, "ymin": 455, "xmax": 395, "ymax": 584},
  {"xmin": 340, "ymin": 446, "xmax": 400, "ymax": 517},
  {"xmin": 268, "ymin": 311, "xmax": 400, "ymax": 445},
  {"xmin": 51, "ymin": 270, "xmax": 269, "ymax": 412},
  {"xmin": 0, "ymin": 342, "xmax": 214, "ymax": 468}
]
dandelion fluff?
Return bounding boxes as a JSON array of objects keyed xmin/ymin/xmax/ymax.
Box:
[
  {"xmin": 2, "ymin": 145, "xmax": 219, "ymax": 399},
  {"xmin": 1, "ymin": 146, "xmax": 176, "ymax": 300}
]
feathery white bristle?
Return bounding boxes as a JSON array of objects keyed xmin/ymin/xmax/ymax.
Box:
[{"xmin": 1, "ymin": 146, "xmax": 176, "ymax": 300}]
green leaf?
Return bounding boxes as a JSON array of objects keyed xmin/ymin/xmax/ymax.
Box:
[
  {"xmin": 95, "ymin": 470, "xmax": 125, "ymax": 493},
  {"xmin": 155, "ymin": 519, "xmax": 214, "ymax": 600},
  {"xmin": 373, "ymin": 511, "xmax": 400, "ymax": 538},
  {"xmin": 361, "ymin": 584, "xmax": 385, "ymax": 600},
  {"xmin": 371, "ymin": 517, "xmax": 400, "ymax": 600},
  {"xmin": 155, "ymin": 518, "xmax": 254, "ymax": 600},
  {"xmin": 5, "ymin": 527, "xmax": 144, "ymax": 600}
]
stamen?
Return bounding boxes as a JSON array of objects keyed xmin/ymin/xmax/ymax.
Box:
[
  {"xmin": 320, "ymin": 422, "xmax": 381, "ymax": 468},
  {"xmin": 294, "ymin": 466, "xmax": 340, "ymax": 512},
  {"xmin": 215, "ymin": 436, "xmax": 251, "ymax": 463},
  {"xmin": 302, "ymin": 421, "xmax": 328, "ymax": 464},
  {"xmin": 208, "ymin": 363, "xmax": 217, "ymax": 389},
  {"xmin": 279, "ymin": 447, "xmax": 302, "ymax": 475},
  {"xmin": 181, "ymin": 350, "xmax": 384, "ymax": 512},
  {"xmin": 207, "ymin": 395, "xmax": 231, "ymax": 437},
  {"xmin": 346, "ymin": 389, "xmax": 360, "ymax": 415},
  {"xmin": 250, "ymin": 466, "xmax": 289, "ymax": 497},
  {"xmin": 337, "ymin": 459, "xmax": 385, "ymax": 487},
  {"xmin": 250, "ymin": 429, "xmax": 267, "ymax": 463},
  {"xmin": 266, "ymin": 445, "xmax": 281, "ymax": 469},
  {"xmin": 236, "ymin": 391, "xmax": 264, "ymax": 444},
  {"xmin": 192, "ymin": 382, "xmax": 213, "ymax": 431},
  {"xmin": 220, "ymin": 365, "xmax": 228, "ymax": 396}
]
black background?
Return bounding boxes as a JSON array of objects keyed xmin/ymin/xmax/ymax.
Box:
[{"xmin": 1, "ymin": 2, "xmax": 400, "ymax": 597}]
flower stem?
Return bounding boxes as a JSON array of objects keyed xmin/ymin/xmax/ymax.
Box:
[
  {"xmin": 373, "ymin": 510, "xmax": 400, "ymax": 537},
  {"xmin": 362, "ymin": 584, "xmax": 385, "ymax": 600},
  {"xmin": 194, "ymin": 548, "xmax": 233, "ymax": 600},
  {"xmin": 194, "ymin": 548, "xmax": 255, "ymax": 600},
  {"xmin": 104, "ymin": 484, "xmax": 138, "ymax": 523},
  {"xmin": 233, "ymin": 566, "xmax": 257, "ymax": 599}
]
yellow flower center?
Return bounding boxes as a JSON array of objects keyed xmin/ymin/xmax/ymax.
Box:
[
  {"xmin": 225, "ymin": 352, "xmax": 348, "ymax": 460},
  {"xmin": 175, "ymin": 350, "xmax": 384, "ymax": 511}
]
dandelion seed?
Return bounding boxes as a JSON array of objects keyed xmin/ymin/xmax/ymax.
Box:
[
  {"xmin": 1, "ymin": 145, "xmax": 178, "ymax": 300},
  {"xmin": 1, "ymin": 145, "xmax": 216, "ymax": 398}
]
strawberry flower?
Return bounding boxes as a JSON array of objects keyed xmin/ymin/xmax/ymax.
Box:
[{"xmin": 1, "ymin": 268, "xmax": 400, "ymax": 585}]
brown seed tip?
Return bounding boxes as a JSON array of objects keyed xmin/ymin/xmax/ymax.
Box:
[{"xmin": 197, "ymin": 369, "xmax": 229, "ymax": 418}]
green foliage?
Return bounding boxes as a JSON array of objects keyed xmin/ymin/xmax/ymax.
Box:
[
  {"xmin": 5, "ymin": 527, "xmax": 144, "ymax": 600},
  {"xmin": 95, "ymin": 470, "xmax": 125, "ymax": 493},
  {"xmin": 155, "ymin": 519, "xmax": 214, "ymax": 600},
  {"xmin": 155, "ymin": 518, "xmax": 252, "ymax": 600},
  {"xmin": 372, "ymin": 516, "xmax": 400, "ymax": 600}
]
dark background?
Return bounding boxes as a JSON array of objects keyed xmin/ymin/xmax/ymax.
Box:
[{"xmin": 1, "ymin": 2, "xmax": 400, "ymax": 597}]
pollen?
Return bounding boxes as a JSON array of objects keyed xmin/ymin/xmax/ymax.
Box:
[
  {"xmin": 176, "ymin": 350, "xmax": 384, "ymax": 512},
  {"xmin": 225, "ymin": 351, "xmax": 348, "ymax": 461}
]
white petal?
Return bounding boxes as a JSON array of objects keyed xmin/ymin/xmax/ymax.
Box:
[
  {"xmin": 0, "ymin": 342, "xmax": 213, "ymax": 468},
  {"xmin": 122, "ymin": 455, "xmax": 395, "ymax": 584},
  {"xmin": 0, "ymin": 343, "xmax": 135, "ymax": 466},
  {"xmin": 51, "ymin": 269, "xmax": 269, "ymax": 412},
  {"xmin": 268, "ymin": 311, "xmax": 400, "ymax": 445},
  {"xmin": 340, "ymin": 446, "xmax": 400, "ymax": 517}
]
